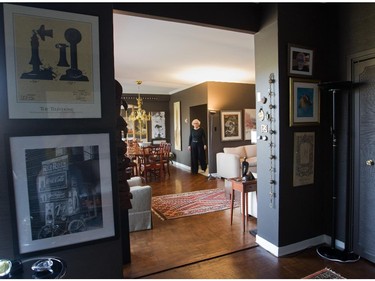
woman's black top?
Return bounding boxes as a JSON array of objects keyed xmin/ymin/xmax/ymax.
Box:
[{"xmin": 189, "ymin": 127, "xmax": 207, "ymax": 146}]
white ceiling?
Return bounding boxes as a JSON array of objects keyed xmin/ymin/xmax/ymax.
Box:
[{"xmin": 113, "ymin": 12, "xmax": 255, "ymax": 95}]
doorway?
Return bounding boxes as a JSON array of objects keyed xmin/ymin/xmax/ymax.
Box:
[
  {"xmin": 190, "ymin": 104, "xmax": 208, "ymax": 173},
  {"xmin": 352, "ymin": 52, "xmax": 375, "ymax": 263}
]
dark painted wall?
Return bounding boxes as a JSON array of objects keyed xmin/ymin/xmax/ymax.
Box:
[
  {"xmin": 169, "ymin": 82, "xmax": 255, "ymax": 170},
  {"xmin": 1, "ymin": 3, "xmax": 374, "ymax": 277},
  {"xmin": 113, "ymin": 3, "xmax": 260, "ymax": 33},
  {"xmin": 276, "ymin": 3, "xmax": 339, "ymax": 246},
  {"xmin": 255, "ymin": 3, "xmax": 340, "ymax": 248},
  {"xmin": 170, "ymin": 83, "xmax": 208, "ymax": 166},
  {"xmin": 0, "ymin": 3, "xmax": 124, "ymax": 278},
  {"xmin": 254, "ymin": 4, "xmax": 280, "ymax": 246},
  {"xmin": 207, "ymin": 82, "xmax": 256, "ymax": 173}
]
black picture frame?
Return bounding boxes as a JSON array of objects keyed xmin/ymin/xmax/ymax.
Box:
[
  {"xmin": 3, "ymin": 4, "xmax": 102, "ymax": 119},
  {"xmin": 288, "ymin": 43, "xmax": 315, "ymax": 77},
  {"xmin": 9, "ymin": 133, "xmax": 115, "ymax": 254}
]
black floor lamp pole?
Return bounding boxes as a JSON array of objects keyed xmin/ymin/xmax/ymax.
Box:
[
  {"xmin": 207, "ymin": 110, "xmax": 217, "ymax": 180},
  {"xmin": 316, "ymin": 81, "xmax": 360, "ymax": 263},
  {"xmin": 331, "ymin": 88, "xmax": 338, "ymax": 250}
]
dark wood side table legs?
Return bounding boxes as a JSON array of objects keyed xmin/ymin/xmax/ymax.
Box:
[{"xmin": 230, "ymin": 179, "xmax": 257, "ymax": 232}]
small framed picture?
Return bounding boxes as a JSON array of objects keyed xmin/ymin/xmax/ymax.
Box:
[
  {"xmin": 220, "ymin": 110, "xmax": 242, "ymax": 141},
  {"xmin": 288, "ymin": 44, "xmax": 314, "ymax": 77},
  {"xmin": 289, "ymin": 78, "xmax": 320, "ymax": 127},
  {"xmin": 293, "ymin": 132, "xmax": 315, "ymax": 187},
  {"xmin": 244, "ymin": 109, "xmax": 256, "ymax": 141},
  {"xmin": 9, "ymin": 133, "xmax": 116, "ymax": 254}
]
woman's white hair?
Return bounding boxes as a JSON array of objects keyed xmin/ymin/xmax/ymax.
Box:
[{"xmin": 191, "ymin": 119, "xmax": 201, "ymax": 125}]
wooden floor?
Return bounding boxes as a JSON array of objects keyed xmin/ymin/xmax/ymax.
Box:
[{"xmin": 123, "ymin": 164, "xmax": 375, "ymax": 279}]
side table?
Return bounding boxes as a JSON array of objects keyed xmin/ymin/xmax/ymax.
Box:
[{"xmin": 230, "ymin": 179, "xmax": 257, "ymax": 232}]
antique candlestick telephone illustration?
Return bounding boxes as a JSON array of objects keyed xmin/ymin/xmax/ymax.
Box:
[{"xmin": 21, "ymin": 24, "xmax": 88, "ymax": 81}]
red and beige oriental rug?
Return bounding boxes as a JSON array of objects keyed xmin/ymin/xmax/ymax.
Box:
[
  {"xmin": 152, "ymin": 188, "xmax": 239, "ymax": 220},
  {"xmin": 303, "ymin": 267, "xmax": 345, "ymax": 279}
]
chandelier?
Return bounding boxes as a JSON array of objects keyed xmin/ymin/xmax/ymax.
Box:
[{"xmin": 128, "ymin": 80, "xmax": 151, "ymax": 122}]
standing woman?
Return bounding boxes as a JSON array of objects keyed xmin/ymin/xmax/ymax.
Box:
[{"xmin": 188, "ymin": 119, "xmax": 207, "ymax": 174}]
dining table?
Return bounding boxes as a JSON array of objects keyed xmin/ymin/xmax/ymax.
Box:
[{"xmin": 126, "ymin": 144, "xmax": 163, "ymax": 179}]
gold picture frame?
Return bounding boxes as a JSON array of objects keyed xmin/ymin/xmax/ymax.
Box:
[
  {"xmin": 289, "ymin": 78, "xmax": 320, "ymax": 127},
  {"xmin": 174, "ymin": 101, "xmax": 182, "ymax": 151}
]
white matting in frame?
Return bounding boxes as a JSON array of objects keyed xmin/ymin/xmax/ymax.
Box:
[
  {"xmin": 3, "ymin": 4, "xmax": 101, "ymax": 119},
  {"xmin": 10, "ymin": 133, "xmax": 115, "ymax": 254}
]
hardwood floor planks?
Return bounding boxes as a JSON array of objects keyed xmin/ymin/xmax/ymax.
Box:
[{"xmin": 123, "ymin": 164, "xmax": 375, "ymax": 279}]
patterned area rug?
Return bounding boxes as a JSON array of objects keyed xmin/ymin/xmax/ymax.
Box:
[
  {"xmin": 303, "ymin": 268, "xmax": 345, "ymax": 279},
  {"xmin": 152, "ymin": 188, "xmax": 239, "ymax": 220}
]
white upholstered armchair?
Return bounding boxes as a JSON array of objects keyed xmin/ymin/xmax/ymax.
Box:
[
  {"xmin": 216, "ymin": 144, "xmax": 257, "ymax": 179},
  {"xmin": 216, "ymin": 145, "xmax": 258, "ymax": 217},
  {"xmin": 127, "ymin": 177, "xmax": 152, "ymax": 232},
  {"xmin": 216, "ymin": 152, "xmax": 242, "ymax": 179}
]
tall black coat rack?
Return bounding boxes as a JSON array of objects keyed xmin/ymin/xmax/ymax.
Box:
[{"xmin": 316, "ymin": 81, "xmax": 360, "ymax": 262}]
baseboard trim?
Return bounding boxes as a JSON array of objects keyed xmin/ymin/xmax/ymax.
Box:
[
  {"xmin": 172, "ymin": 161, "xmax": 209, "ymax": 176},
  {"xmin": 172, "ymin": 162, "xmax": 347, "ymax": 256},
  {"xmin": 256, "ymin": 234, "xmax": 344, "ymax": 257},
  {"xmin": 172, "ymin": 161, "xmax": 190, "ymax": 172}
]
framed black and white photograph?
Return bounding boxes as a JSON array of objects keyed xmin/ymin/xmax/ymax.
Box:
[
  {"xmin": 9, "ymin": 133, "xmax": 115, "ymax": 254},
  {"xmin": 3, "ymin": 4, "xmax": 101, "ymax": 119},
  {"xmin": 293, "ymin": 132, "xmax": 315, "ymax": 187},
  {"xmin": 289, "ymin": 78, "xmax": 320, "ymax": 127},
  {"xmin": 151, "ymin": 111, "xmax": 166, "ymax": 139},
  {"xmin": 288, "ymin": 44, "xmax": 314, "ymax": 77},
  {"xmin": 221, "ymin": 110, "xmax": 242, "ymax": 141}
]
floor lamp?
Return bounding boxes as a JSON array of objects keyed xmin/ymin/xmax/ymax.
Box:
[
  {"xmin": 207, "ymin": 110, "xmax": 217, "ymax": 180},
  {"xmin": 316, "ymin": 81, "xmax": 360, "ymax": 263}
]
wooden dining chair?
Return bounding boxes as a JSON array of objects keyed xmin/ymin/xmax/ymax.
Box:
[
  {"xmin": 160, "ymin": 143, "xmax": 171, "ymax": 177},
  {"xmin": 127, "ymin": 158, "xmax": 139, "ymax": 177},
  {"xmin": 139, "ymin": 146, "xmax": 163, "ymax": 182},
  {"xmin": 125, "ymin": 140, "xmax": 140, "ymax": 177}
]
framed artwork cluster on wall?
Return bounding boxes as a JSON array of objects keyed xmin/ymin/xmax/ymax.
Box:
[
  {"xmin": 288, "ymin": 44, "xmax": 320, "ymax": 127},
  {"xmin": 3, "ymin": 4, "xmax": 118, "ymax": 256},
  {"xmin": 220, "ymin": 109, "xmax": 257, "ymax": 142},
  {"xmin": 288, "ymin": 43, "xmax": 319, "ymax": 187}
]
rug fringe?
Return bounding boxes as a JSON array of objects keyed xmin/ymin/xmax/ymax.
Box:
[
  {"xmin": 303, "ymin": 267, "xmax": 345, "ymax": 279},
  {"xmin": 151, "ymin": 208, "xmax": 166, "ymax": 221}
]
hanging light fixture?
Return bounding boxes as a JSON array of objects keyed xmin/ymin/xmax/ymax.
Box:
[{"xmin": 128, "ymin": 80, "xmax": 151, "ymax": 122}]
